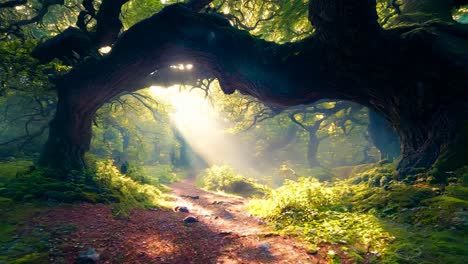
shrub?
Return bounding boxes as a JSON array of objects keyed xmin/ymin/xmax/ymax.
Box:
[
  {"xmin": 95, "ymin": 160, "xmax": 169, "ymax": 216},
  {"xmin": 196, "ymin": 164, "xmax": 268, "ymax": 197},
  {"xmin": 249, "ymin": 177, "xmax": 394, "ymax": 257}
]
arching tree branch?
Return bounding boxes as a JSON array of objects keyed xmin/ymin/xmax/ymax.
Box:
[{"xmin": 35, "ymin": 1, "xmax": 468, "ymax": 173}]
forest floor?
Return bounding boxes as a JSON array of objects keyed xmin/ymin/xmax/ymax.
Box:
[{"xmin": 32, "ymin": 178, "xmax": 339, "ymax": 263}]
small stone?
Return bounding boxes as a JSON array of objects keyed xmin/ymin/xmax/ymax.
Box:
[
  {"xmin": 173, "ymin": 206, "xmax": 189, "ymax": 213},
  {"xmin": 183, "ymin": 216, "xmax": 198, "ymax": 224},
  {"xmin": 182, "ymin": 195, "xmax": 199, "ymax": 199},
  {"xmin": 258, "ymin": 242, "xmax": 270, "ymax": 252},
  {"xmin": 76, "ymin": 248, "xmax": 99, "ymax": 264}
]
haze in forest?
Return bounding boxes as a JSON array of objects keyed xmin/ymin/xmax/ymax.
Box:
[{"xmin": 0, "ymin": 0, "xmax": 467, "ymax": 263}]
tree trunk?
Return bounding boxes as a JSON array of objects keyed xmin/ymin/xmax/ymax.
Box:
[
  {"xmin": 368, "ymin": 110, "xmax": 400, "ymax": 161},
  {"xmin": 307, "ymin": 133, "xmax": 320, "ymax": 167},
  {"xmin": 393, "ymin": 107, "xmax": 463, "ymax": 177},
  {"xmin": 38, "ymin": 92, "xmax": 95, "ymax": 172}
]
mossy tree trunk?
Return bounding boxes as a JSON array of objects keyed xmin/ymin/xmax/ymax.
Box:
[
  {"xmin": 38, "ymin": 90, "xmax": 97, "ymax": 170},
  {"xmin": 35, "ymin": 0, "xmax": 468, "ymax": 174}
]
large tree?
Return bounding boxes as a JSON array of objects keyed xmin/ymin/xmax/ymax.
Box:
[{"xmin": 4, "ymin": 0, "xmax": 467, "ymax": 176}]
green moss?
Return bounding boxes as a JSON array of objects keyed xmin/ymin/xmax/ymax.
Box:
[
  {"xmin": 429, "ymin": 123, "xmax": 468, "ymax": 182},
  {"xmin": 383, "ymin": 225, "xmax": 467, "ymax": 264},
  {"xmin": 347, "ymin": 162, "xmax": 397, "ymax": 186},
  {"xmin": 7, "ymin": 253, "xmax": 48, "ymax": 264},
  {"xmin": 0, "ymin": 202, "xmax": 49, "ymax": 264},
  {"xmin": 424, "ymin": 195, "xmax": 468, "ymax": 211},
  {"xmin": 0, "ymin": 223, "xmax": 17, "ymax": 244},
  {"xmin": 0, "ymin": 160, "xmax": 33, "ymax": 181},
  {"xmin": 446, "ymin": 185, "xmax": 468, "ymax": 200}
]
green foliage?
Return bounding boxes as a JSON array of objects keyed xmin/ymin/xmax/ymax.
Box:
[
  {"xmin": 0, "ymin": 160, "xmax": 33, "ymax": 180},
  {"xmin": 453, "ymin": 6, "xmax": 468, "ymax": 23},
  {"xmin": 121, "ymin": 0, "xmax": 165, "ymax": 29},
  {"xmin": 196, "ymin": 164, "xmax": 268, "ymax": 197},
  {"xmin": 94, "ymin": 160, "xmax": 170, "ymax": 216},
  {"xmin": 0, "ymin": 165, "xmax": 112, "ymax": 203},
  {"xmin": 0, "ymin": 39, "xmax": 68, "ymax": 94},
  {"xmin": 249, "ymin": 177, "xmax": 394, "ymax": 257},
  {"xmin": 141, "ymin": 164, "xmax": 180, "ymax": 184},
  {"xmin": 250, "ymin": 167, "xmax": 468, "ymax": 263}
]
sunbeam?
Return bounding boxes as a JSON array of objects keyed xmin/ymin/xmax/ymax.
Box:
[{"xmin": 149, "ymin": 85, "xmax": 259, "ymax": 175}]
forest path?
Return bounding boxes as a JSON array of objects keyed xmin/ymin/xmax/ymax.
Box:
[
  {"xmin": 35, "ymin": 178, "xmax": 326, "ymax": 264},
  {"xmin": 167, "ymin": 178, "xmax": 320, "ymax": 263}
]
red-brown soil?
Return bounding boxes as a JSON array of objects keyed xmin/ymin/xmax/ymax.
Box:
[{"xmin": 35, "ymin": 178, "xmax": 334, "ymax": 263}]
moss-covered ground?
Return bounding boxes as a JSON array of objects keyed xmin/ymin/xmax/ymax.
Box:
[
  {"xmin": 249, "ymin": 163, "xmax": 468, "ymax": 263},
  {"xmin": 0, "ymin": 159, "xmax": 176, "ymax": 263},
  {"xmin": 1, "ymin": 159, "xmax": 467, "ymax": 263}
]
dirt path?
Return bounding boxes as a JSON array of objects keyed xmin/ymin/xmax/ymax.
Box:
[
  {"xmin": 35, "ymin": 179, "xmax": 325, "ymax": 263},
  {"xmin": 168, "ymin": 178, "xmax": 319, "ymax": 263}
]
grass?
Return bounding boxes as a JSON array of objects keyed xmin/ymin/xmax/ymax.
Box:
[
  {"xmin": 248, "ymin": 163, "xmax": 468, "ymax": 263},
  {"xmin": 0, "ymin": 158, "xmax": 177, "ymax": 262},
  {"xmin": 94, "ymin": 160, "xmax": 173, "ymax": 216},
  {"xmin": 0, "ymin": 160, "xmax": 33, "ymax": 181}
]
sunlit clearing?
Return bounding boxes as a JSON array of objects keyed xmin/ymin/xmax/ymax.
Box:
[
  {"xmin": 149, "ymin": 85, "xmax": 258, "ymax": 174},
  {"xmin": 15, "ymin": 5, "xmax": 25, "ymax": 10},
  {"xmin": 98, "ymin": 46, "xmax": 112, "ymax": 54}
]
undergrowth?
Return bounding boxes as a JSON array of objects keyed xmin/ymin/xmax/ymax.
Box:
[
  {"xmin": 249, "ymin": 163, "xmax": 468, "ymax": 263},
  {"xmin": 94, "ymin": 160, "xmax": 171, "ymax": 216},
  {"xmin": 196, "ymin": 164, "xmax": 268, "ymax": 197}
]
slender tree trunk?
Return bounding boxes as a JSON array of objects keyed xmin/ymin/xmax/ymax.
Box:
[{"xmin": 307, "ymin": 133, "xmax": 320, "ymax": 167}]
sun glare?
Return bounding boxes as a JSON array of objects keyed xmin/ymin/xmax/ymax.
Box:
[
  {"xmin": 149, "ymin": 85, "xmax": 259, "ymax": 174},
  {"xmin": 98, "ymin": 46, "xmax": 112, "ymax": 54}
]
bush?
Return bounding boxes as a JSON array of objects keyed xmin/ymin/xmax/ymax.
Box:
[
  {"xmin": 0, "ymin": 164, "xmax": 108, "ymax": 203},
  {"xmin": 196, "ymin": 164, "xmax": 267, "ymax": 197},
  {"xmin": 95, "ymin": 160, "xmax": 169, "ymax": 216},
  {"xmin": 0, "ymin": 159, "xmax": 169, "ymax": 212},
  {"xmin": 249, "ymin": 177, "xmax": 394, "ymax": 258},
  {"xmin": 141, "ymin": 164, "xmax": 180, "ymax": 184}
]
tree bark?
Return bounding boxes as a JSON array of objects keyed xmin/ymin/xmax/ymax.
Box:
[{"xmin": 38, "ymin": 91, "xmax": 96, "ymax": 171}]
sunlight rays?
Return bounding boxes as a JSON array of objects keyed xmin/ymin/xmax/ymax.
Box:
[{"xmin": 149, "ymin": 85, "xmax": 258, "ymax": 174}]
